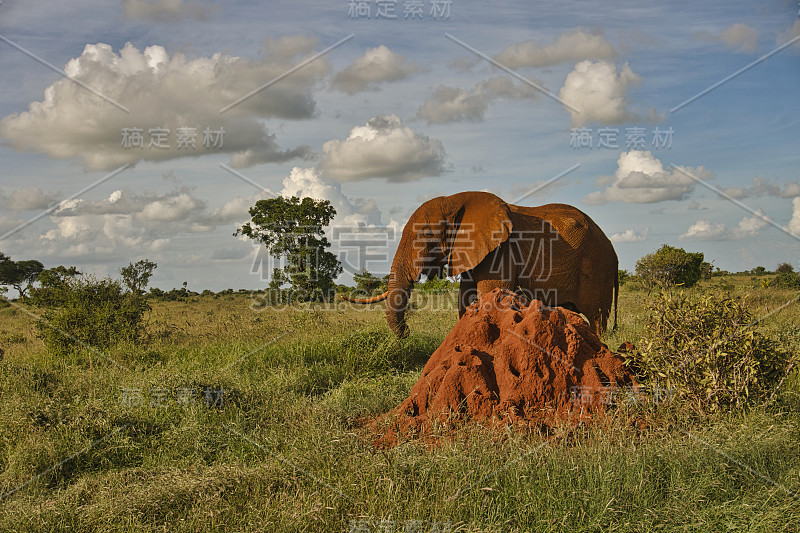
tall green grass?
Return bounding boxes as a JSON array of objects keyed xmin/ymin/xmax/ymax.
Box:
[{"xmin": 0, "ymin": 277, "xmax": 798, "ymax": 531}]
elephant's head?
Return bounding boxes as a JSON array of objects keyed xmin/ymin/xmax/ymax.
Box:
[{"xmin": 386, "ymin": 191, "xmax": 513, "ymax": 336}]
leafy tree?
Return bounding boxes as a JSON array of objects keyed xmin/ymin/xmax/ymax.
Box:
[
  {"xmin": 635, "ymin": 244, "xmax": 706, "ymax": 289},
  {"xmin": 353, "ymin": 269, "xmax": 382, "ymax": 295},
  {"xmin": 775, "ymin": 262, "xmax": 794, "ymax": 274},
  {"xmin": 235, "ymin": 196, "xmax": 342, "ymax": 301},
  {"xmin": 0, "ymin": 253, "xmax": 45, "ymax": 302},
  {"xmin": 120, "ymin": 259, "xmax": 157, "ymax": 295},
  {"xmin": 751, "ymin": 266, "xmax": 767, "ymax": 276},
  {"xmin": 618, "ymin": 269, "xmax": 632, "ymax": 285}
]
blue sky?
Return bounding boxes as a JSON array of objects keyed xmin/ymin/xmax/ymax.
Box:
[{"xmin": 0, "ymin": 0, "xmax": 798, "ymax": 292}]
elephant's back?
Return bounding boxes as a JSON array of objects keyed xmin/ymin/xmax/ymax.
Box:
[{"xmin": 511, "ymin": 203, "xmax": 595, "ymax": 249}]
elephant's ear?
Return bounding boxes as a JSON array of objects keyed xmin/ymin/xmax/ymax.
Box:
[{"xmin": 446, "ymin": 193, "xmax": 513, "ymax": 276}]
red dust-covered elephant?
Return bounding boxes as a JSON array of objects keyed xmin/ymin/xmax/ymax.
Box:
[{"xmin": 342, "ymin": 191, "xmax": 618, "ymax": 337}]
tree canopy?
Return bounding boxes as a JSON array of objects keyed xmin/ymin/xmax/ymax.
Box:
[
  {"xmin": 0, "ymin": 253, "xmax": 45, "ymax": 301},
  {"xmin": 235, "ymin": 196, "xmax": 342, "ymax": 301},
  {"xmin": 635, "ymin": 244, "xmax": 708, "ymax": 289}
]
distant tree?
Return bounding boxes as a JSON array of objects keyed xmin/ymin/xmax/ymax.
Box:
[
  {"xmin": 775, "ymin": 262, "xmax": 794, "ymax": 274},
  {"xmin": 353, "ymin": 269, "xmax": 382, "ymax": 295},
  {"xmin": 617, "ymin": 269, "xmax": 632, "ymax": 285},
  {"xmin": 751, "ymin": 266, "xmax": 767, "ymax": 276},
  {"xmin": 235, "ymin": 196, "xmax": 342, "ymax": 301},
  {"xmin": 635, "ymin": 244, "xmax": 706, "ymax": 289},
  {"xmin": 0, "ymin": 253, "xmax": 45, "ymax": 302},
  {"xmin": 120, "ymin": 259, "xmax": 157, "ymax": 295}
]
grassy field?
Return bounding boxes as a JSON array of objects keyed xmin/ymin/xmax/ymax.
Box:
[{"xmin": 0, "ymin": 276, "xmax": 798, "ymax": 532}]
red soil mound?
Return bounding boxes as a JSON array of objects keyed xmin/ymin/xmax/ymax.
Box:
[{"xmin": 376, "ymin": 289, "xmax": 636, "ymax": 446}]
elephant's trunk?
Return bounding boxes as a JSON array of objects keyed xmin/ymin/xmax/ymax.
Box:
[{"xmin": 385, "ymin": 241, "xmax": 418, "ymax": 337}]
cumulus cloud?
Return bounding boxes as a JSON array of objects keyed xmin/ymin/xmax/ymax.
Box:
[
  {"xmin": 680, "ymin": 211, "xmax": 769, "ymax": 241},
  {"xmin": 731, "ymin": 210, "xmax": 769, "ymax": 239},
  {"xmin": 610, "ymin": 228, "xmax": 649, "ymax": 243},
  {"xmin": 1, "ymin": 187, "xmax": 58, "ymax": 211},
  {"xmin": 416, "ymin": 76, "xmax": 540, "ymax": 124},
  {"xmin": 320, "ymin": 115, "xmax": 447, "ymax": 182},
  {"xmin": 331, "ymin": 46, "xmax": 422, "ymax": 94},
  {"xmin": 121, "ymin": 0, "xmax": 213, "ymax": 21},
  {"xmin": 787, "ymin": 197, "xmax": 800, "ymax": 236},
  {"xmin": 0, "ymin": 40, "xmax": 326, "ymax": 170},
  {"xmin": 680, "ymin": 220, "xmax": 728, "ymax": 240},
  {"xmin": 694, "ymin": 23, "xmax": 758, "ymax": 53},
  {"xmin": 494, "ymin": 28, "xmax": 617, "ymax": 68},
  {"xmin": 280, "ymin": 167, "xmax": 383, "ymax": 227},
  {"xmin": 585, "ymin": 151, "xmax": 714, "ymax": 205},
  {"xmin": 559, "ymin": 61, "xmax": 646, "ymax": 127},
  {"xmin": 722, "ymin": 177, "xmax": 800, "ymax": 199},
  {"xmin": 777, "ymin": 20, "xmax": 800, "ymax": 46}
]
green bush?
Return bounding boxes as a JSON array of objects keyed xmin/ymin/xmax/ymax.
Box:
[
  {"xmin": 635, "ymin": 244, "xmax": 708, "ymax": 289},
  {"xmin": 417, "ymin": 276, "xmax": 458, "ymax": 294},
  {"xmin": 31, "ymin": 274, "xmax": 150, "ymax": 357},
  {"xmin": 771, "ymin": 271, "xmax": 800, "ymax": 289},
  {"xmin": 625, "ymin": 289, "xmax": 794, "ymax": 412}
]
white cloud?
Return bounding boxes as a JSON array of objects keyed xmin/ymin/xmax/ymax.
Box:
[
  {"xmin": 3, "ymin": 187, "xmax": 58, "ymax": 211},
  {"xmin": 494, "ymin": 28, "xmax": 617, "ymax": 68},
  {"xmin": 416, "ymin": 76, "xmax": 540, "ymax": 124},
  {"xmin": 320, "ymin": 115, "xmax": 447, "ymax": 182},
  {"xmin": 558, "ymin": 61, "xmax": 643, "ymax": 127},
  {"xmin": 585, "ymin": 150, "xmax": 714, "ymax": 205},
  {"xmin": 0, "ymin": 40, "xmax": 325, "ymax": 170},
  {"xmin": 787, "ymin": 197, "xmax": 800, "ymax": 236},
  {"xmin": 722, "ymin": 177, "xmax": 800, "ymax": 199},
  {"xmin": 331, "ymin": 46, "xmax": 422, "ymax": 94},
  {"xmin": 680, "ymin": 211, "xmax": 769, "ymax": 241},
  {"xmin": 731, "ymin": 210, "xmax": 768, "ymax": 239},
  {"xmin": 680, "ymin": 220, "xmax": 728, "ymax": 240},
  {"xmin": 121, "ymin": 0, "xmax": 214, "ymax": 21},
  {"xmin": 280, "ymin": 167, "xmax": 382, "ymax": 226},
  {"xmin": 721, "ymin": 23, "xmax": 759, "ymax": 53},
  {"xmin": 610, "ymin": 227, "xmax": 649, "ymax": 243},
  {"xmin": 694, "ymin": 23, "xmax": 759, "ymax": 53},
  {"xmin": 777, "ymin": 20, "xmax": 800, "ymax": 46}
]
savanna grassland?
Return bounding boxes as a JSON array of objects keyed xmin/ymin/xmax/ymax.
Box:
[{"xmin": 0, "ymin": 276, "xmax": 798, "ymax": 532}]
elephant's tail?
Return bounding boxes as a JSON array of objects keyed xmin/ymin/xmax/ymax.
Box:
[
  {"xmin": 613, "ymin": 270, "xmax": 619, "ymax": 330},
  {"xmin": 340, "ymin": 290, "xmax": 389, "ymax": 304}
]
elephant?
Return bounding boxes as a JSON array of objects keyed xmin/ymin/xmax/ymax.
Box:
[{"xmin": 342, "ymin": 191, "xmax": 618, "ymax": 337}]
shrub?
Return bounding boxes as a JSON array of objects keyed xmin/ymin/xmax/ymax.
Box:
[
  {"xmin": 772, "ymin": 271, "xmax": 800, "ymax": 289},
  {"xmin": 625, "ymin": 290, "xmax": 794, "ymax": 412},
  {"xmin": 635, "ymin": 244, "xmax": 708, "ymax": 289},
  {"xmin": 417, "ymin": 276, "xmax": 458, "ymax": 294},
  {"xmin": 31, "ymin": 272, "xmax": 150, "ymax": 357},
  {"xmin": 775, "ymin": 262, "xmax": 794, "ymax": 274}
]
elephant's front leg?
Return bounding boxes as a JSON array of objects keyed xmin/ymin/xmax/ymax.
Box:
[{"xmin": 457, "ymin": 274, "xmax": 477, "ymax": 317}]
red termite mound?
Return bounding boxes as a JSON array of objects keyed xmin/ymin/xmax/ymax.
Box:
[{"xmin": 375, "ymin": 289, "xmax": 636, "ymax": 446}]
